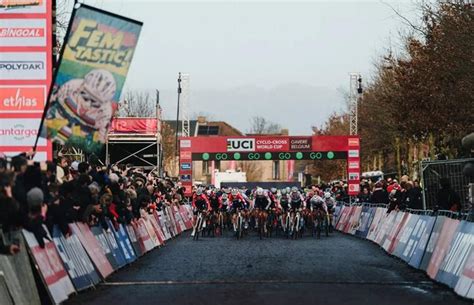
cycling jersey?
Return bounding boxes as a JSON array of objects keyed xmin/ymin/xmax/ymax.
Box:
[
  {"xmin": 192, "ymin": 193, "xmax": 211, "ymax": 211},
  {"xmin": 290, "ymin": 192, "xmax": 305, "ymax": 209},
  {"xmin": 229, "ymin": 193, "xmax": 246, "ymax": 211},
  {"xmin": 254, "ymin": 195, "xmax": 271, "ymax": 210},
  {"xmin": 209, "ymin": 194, "xmax": 222, "ymax": 211},
  {"xmin": 279, "ymin": 194, "xmax": 291, "ymax": 211}
]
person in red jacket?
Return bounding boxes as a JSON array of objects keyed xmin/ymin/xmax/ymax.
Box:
[{"xmin": 192, "ymin": 187, "xmax": 211, "ymax": 215}]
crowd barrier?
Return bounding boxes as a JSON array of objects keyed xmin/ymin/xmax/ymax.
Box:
[
  {"xmin": 0, "ymin": 205, "xmax": 194, "ymax": 305},
  {"xmin": 335, "ymin": 204, "xmax": 474, "ymax": 300}
]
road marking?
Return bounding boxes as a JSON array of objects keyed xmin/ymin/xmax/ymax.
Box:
[{"xmin": 102, "ymin": 280, "xmax": 434, "ymax": 286}]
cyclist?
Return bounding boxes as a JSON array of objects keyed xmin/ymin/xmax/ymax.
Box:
[
  {"xmin": 279, "ymin": 188, "xmax": 291, "ymax": 212},
  {"xmin": 192, "ymin": 187, "xmax": 211, "ymax": 216},
  {"xmin": 229, "ymin": 188, "xmax": 247, "ymax": 232},
  {"xmin": 289, "ymin": 187, "xmax": 305, "ymax": 211},
  {"xmin": 268, "ymin": 187, "xmax": 278, "ymax": 209},
  {"xmin": 253, "ymin": 188, "xmax": 271, "ymax": 229},
  {"xmin": 323, "ymin": 192, "xmax": 335, "ymax": 214},
  {"xmin": 208, "ymin": 190, "xmax": 222, "ymax": 212}
]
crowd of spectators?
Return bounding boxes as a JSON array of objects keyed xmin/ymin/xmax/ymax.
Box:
[
  {"xmin": 357, "ymin": 176, "xmax": 462, "ymax": 213},
  {"xmin": 0, "ymin": 154, "xmax": 186, "ymax": 255}
]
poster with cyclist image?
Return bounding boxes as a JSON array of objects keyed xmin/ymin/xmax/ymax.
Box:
[{"xmin": 44, "ymin": 4, "xmax": 142, "ymax": 153}]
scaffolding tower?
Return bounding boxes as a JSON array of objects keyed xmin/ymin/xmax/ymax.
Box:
[
  {"xmin": 349, "ymin": 73, "xmax": 362, "ymax": 136},
  {"xmin": 180, "ymin": 73, "xmax": 190, "ymax": 137}
]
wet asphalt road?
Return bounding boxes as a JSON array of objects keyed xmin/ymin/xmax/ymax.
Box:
[{"xmin": 65, "ymin": 231, "xmax": 470, "ymax": 305}]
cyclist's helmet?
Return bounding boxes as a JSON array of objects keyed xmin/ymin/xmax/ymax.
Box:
[
  {"xmin": 281, "ymin": 189, "xmax": 287, "ymax": 195},
  {"xmin": 270, "ymin": 187, "xmax": 277, "ymax": 194},
  {"xmin": 291, "ymin": 192, "xmax": 301, "ymax": 201},
  {"xmin": 256, "ymin": 187, "xmax": 264, "ymax": 196},
  {"xmin": 311, "ymin": 195, "xmax": 323, "ymax": 207},
  {"xmin": 196, "ymin": 187, "xmax": 203, "ymax": 195},
  {"xmin": 291, "ymin": 186, "xmax": 298, "ymax": 193},
  {"xmin": 324, "ymin": 192, "xmax": 331, "ymax": 199},
  {"xmin": 231, "ymin": 188, "xmax": 238, "ymax": 196},
  {"xmin": 222, "ymin": 193, "xmax": 228, "ymax": 201},
  {"xmin": 206, "ymin": 189, "xmax": 212, "ymax": 196}
]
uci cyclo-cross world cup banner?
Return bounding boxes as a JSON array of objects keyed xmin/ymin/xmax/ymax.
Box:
[{"xmin": 44, "ymin": 4, "xmax": 142, "ymax": 153}]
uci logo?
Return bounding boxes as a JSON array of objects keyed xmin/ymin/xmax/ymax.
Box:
[{"xmin": 227, "ymin": 138, "xmax": 255, "ymax": 152}]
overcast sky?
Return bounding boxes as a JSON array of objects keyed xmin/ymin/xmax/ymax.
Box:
[{"xmin": 78, "ymin": 0, "xmax": 419, "ymax": 134}]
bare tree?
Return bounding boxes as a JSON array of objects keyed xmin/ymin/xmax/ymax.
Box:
[
  {"xmin": 248, "ymin": 116, "xmax": 282, "ymax": 134},
  {"xmin": 238, "ymin": 161, "xmax": 261, "ymax": 181},
  {"xmin": 118, "ymin": 90, "xmax": 156, "ymax": 117}
]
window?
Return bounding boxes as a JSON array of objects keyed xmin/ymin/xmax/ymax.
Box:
[
  {"xmin": 202, "ymin": 161, "xmax": 209, "ymax": 174},
  {"xmin": 272, "ymin": 161, "xmax": 280, "ymax": 180},
  {"xmin": 197, "ymin": 125, "xmax": 219, "ymax": 135}
]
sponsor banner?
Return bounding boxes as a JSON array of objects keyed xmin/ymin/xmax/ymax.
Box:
[
  {"xmin": 348, "ymin": 138, "xmax": 359, "ymax": 147},
  {"xmin": 455, "ymin": 247, "xmax": 474, "ymax": 299},
  {"xmin": 420, "ymin": 216, "xmax": 447, "ymax": 271},
  {"xmin": 347, "ymin": 206, "xmax": 363, "ymax": 235},
  {"xmin": 393, "ymin": 214, "xmax": 419, "ymax": 259},
  {"xmin": 427, "ymin": 218, "xmax": 460, "ymax": 279},
  {"xmin": 348, "ymin": 161, "xmax": 359, "ymax": 169},
  {"xmin": 69, "ymin": 223, "xmax": 113, "ymax": 278},
  {"xmin": 180, "ymin": 139, "xmax": 191, "ymax": 148},
  {"xmin": 0, "ymin": 232, "xmax": 41, "ymax": 305},
  {"xmin": 106, "ymin": 221, "xmax": 136, "ymax": 264},
  {"xmin": 366, "ymin": 208, "xmax": 387, "ymax": 241},
  {"xmin": 44, "ymin": 5, "xmax": 142, "ymax": 153},
  {"xmin": 342, "ymin": 206, "xmax": 356, "ymax": 233},
  {"xmin": 290, "ymin": 137, "xmax": 312, "ymax": 151},
  {"xmin": 374, "ymin": 211, "xmax": 397, "ymax": 245},
  {"xmin": 0, "ymin": 19, "xmax": 46, "ymax": 47},
  {"xmin": 408, "ymin": 215, "xmax": 437, "ymax": 269},
  {"xmin": 156, "ymin": 211, "xmax": 172, "ymax": 240},
  {"xmin": 125, "ymin": 224, "xmax": 143, "ymax": 257},
  {"xmin": 109, "ymin": 117, "xmax": 158, "ymax": 134},
  {"xmin": 335, "ymin": 206, "xmax": 351, "ymax": 231},
  {"xmin": 355, "ymin": 206, "xmax": 376, "ymax": 238},
  {"xmin": 180, "ymin": 174, "xmax": 191, "ymax": 182},
  {"xmin": 0, "ymin": 0, "xmax": 47, "ymax": 14},
  {"xmin": 348, "ymin": 183, "xmax": 360, "ymax": 195},
  {"xmin": 227, "ymin": 138, "xmax": 256, "ymax": 152},
  {"xmin": 137, "ymin": 218, "xmax": 158, "ymax": 250},
  {"xmin": 143, "ymin": 216, "xmax": 161, "ymax": 247},
  {"xmin": 182, "ymin": 135, "xmax": 356, "ymax": 153},
  {"xmin": 103, "ymin": 226, "xmax": 127, "ymax": 268},
  {"xmin": 0, "ymin": 52, "xmax": 46, "ymax": 80},
  {"xmin": 23, "ymin": 227, "xmax": 75, "ymax": 305},
  {"xmin": 130, "ymin": 222, "xmax": 148, "ymax": 254},
  {"xmin": 180, "ymin": 151, "xmax": 192, "ymax": 160},
  {"xmin": 149, "ymin": 212, "xmax": 166, "ymax": 244},
  {"xmin": 173, "ymin": 206, "xmax": 187, "ymax": 232},
  {"xmin": 348, "ymin": 149, "xmax": 359, "ymax": 158},
  {"xmin": 437, "ymin": 221, "xmax": 474, "ymax": 288},
  {"xmin": 90, "ymin": 226, "xmax": 120, "ymax": 270},
  {"xmin": 179, "ymin": 205, "xmax": 193, "ymax": 229},
  {"xmin": 52, "ymin": 226, "xmax": 99, "ymax": 291},
  {"xmin": 383, "ymin": 212, "xmax": 410, "ymax": 253},
  {"xmin": 180, "ymin": 162, "xmax": 191, "ymax": 170},
  {"xmin": 0, "ymin": 117, "xmax": 46, "ymax": 146},
  {"xmin": 0, "ymin": 85, "xmax": 46, "ymax": 113},
  {"xmin": 348, "ymin": 172, "xmax": 360, "ymax": 181}
]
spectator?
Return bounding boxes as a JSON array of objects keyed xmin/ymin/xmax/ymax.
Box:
[
  {"xmin": 370, "ymin": 181, "xmax": 389, "ymax": 204},
  {"xmin": 436, "ymin": 178, "xmax": 461, "ymax": 212}
]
